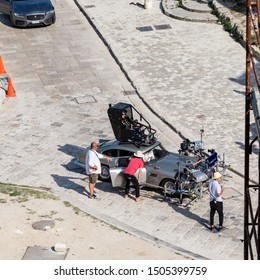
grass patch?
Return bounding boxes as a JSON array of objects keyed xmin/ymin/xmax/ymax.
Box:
[
  {"xmin": 63, "ymin": 200, "xmax": 89, "ymax": 216},
  {"xmin": 0, "ymin": 182, "xmax": 57, "ymax": 202},
  {"xmin": 211, "ymin": 3, "xmax": 243, "ymax": 42},
  {"xmin": 0, "ymin": 183, "xmax": 125, "ymax": 234}
]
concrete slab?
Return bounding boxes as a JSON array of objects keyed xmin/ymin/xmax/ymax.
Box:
[{"xmin": 22, "ymin": 246, "xmax": 69, "ymax": 260}]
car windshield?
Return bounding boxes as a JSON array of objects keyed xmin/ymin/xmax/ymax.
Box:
[{"xmin": 144, "ymin": 143, "xmax": 168, "ymax": 162}]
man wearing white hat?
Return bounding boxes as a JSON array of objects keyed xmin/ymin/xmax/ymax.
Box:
[
  {"xmin": 123, "ymin": 150, "xmax": 144, "ymax": 202},
  {"xmin": 208, "ymin": 172, "xmax": 224, "ymax": 232}
]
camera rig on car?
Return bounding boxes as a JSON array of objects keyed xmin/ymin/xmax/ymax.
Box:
[
  {"xmin": 168, "ymin": 129, "xmax": 231, "ymax": 205},
  {"xmin": 107, "ymin": 102, "xmax": 157, "ymax": 147}
]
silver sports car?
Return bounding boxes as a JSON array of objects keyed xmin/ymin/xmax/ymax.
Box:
[{"xmin": 74, "ymin": 139, "xmax": 200, "ymax": 192}]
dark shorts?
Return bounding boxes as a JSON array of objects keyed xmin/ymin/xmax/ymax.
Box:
[{"xmin": 89, "ymin": 173, "xmax": 98, "ymax": 184}]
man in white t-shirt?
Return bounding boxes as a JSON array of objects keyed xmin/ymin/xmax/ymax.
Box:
[
  {"xmin": 85, "ymin": 142, "xmax": 112, "ymax": 199},
  {"xmin": 208, "ymin": 172, "xmax": 224, "ymax": 232}
]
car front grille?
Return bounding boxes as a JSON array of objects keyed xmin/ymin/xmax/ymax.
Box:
[{"xmin": 27, "ymin": 14, "xmax": 45, "ymax": 20}]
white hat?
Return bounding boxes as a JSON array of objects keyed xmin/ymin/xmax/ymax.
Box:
[
  {"xmin": 134, "ymin": 150, "xmax": 144, "ymax": 158},
  {"xmin": 213, "ymin": 172, "xmax": 222, "ymax": 179}
]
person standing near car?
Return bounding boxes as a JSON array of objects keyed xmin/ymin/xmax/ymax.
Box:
[
  {"xmin": 85, "ymin": 142, "xmax": 112, "ymax": 199},
  {"xmin": 124, "ymin": 150, "xmax": 144, "ymax": 202},
  {"xmin": 208, "ymin": 172, "xmax": 224, "ymax": 232}
]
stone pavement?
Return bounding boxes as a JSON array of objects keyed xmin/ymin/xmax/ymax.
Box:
[
  {"xmin": 0, "ymin": 0, "xmax": 258, "ymax": 259},
  {"xmin": 75, "ymin": 0, "xmax": 259, "ymax": 182}
]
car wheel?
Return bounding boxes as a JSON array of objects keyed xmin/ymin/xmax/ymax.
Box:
[
  {"xmin": 99, "ymin": 165, "xmax": 111, "ymax": 182},
  {"xmin": 192, "ymin": 182, "xmax": 203, "ymax": 198},
  {"xmin": 10, "ymin": 13, "xmax": 15, "ymax": 26},
  {"xmin": 161, "ymin": 179, "xmax": 176, "ymax": 195}
]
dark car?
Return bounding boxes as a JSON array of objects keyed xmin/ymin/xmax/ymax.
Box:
[{"xmin": 0, "ymin": 0, "xmax": 56, "ymax": 27}]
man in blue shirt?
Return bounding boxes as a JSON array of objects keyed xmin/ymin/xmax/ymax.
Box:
[{"xmin": 208, "ymin": 172, "xmax": 224, "ymax": 232}]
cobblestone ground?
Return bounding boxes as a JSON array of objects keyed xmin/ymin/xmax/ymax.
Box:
[
  {"xmin": 77, "ymin": 0, "xmax": 259, "ymax": 182},
  {"xmin": 0, "ymin": 0, "xmax": 259, "ymax": 260}
]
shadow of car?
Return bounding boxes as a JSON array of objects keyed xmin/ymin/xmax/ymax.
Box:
[{"xmin": 0, "ymin": 0, "xmax": 56, "ymax": 27}]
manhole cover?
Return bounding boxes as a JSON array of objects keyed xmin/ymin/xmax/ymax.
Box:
[
  {"xmin": 32, "ymin": 220, "xmax": 55, "ymax": 231},
  {"xmin": 75, "ymin": 95, "xmax": 96, "ymax": 104},
  {"xmin": 154, "ymin": 24, "xmax": 172, "ymax": 30},
  {"xmin": 136, "ymin": 26, "xmax": 153, "ymax": 32}
]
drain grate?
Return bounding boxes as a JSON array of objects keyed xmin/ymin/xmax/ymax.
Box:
[
  {"xmin": 51, "ymin": 122, "xmax": 63, "ymax": 127},
  {"xmin": 123, "ymin": 90, "xmax": 136, "ymax": 96},
  {"xmin": 154, "ymin": 24, "xmax": 172, "ymax": 30},
  {"xmin": 136, "ymin": 26, "xmax": 153, "ymax": 32},
  {"xmin": 196, "ymin": 114, "xmax": 206, "ymax": 119},
  {"xmin": 84, "ymin": 5, "xmax": 95, "ymax": 8}
]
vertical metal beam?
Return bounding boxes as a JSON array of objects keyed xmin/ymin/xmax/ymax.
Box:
[
  {"xmin": 245, "ymin": 0, "xmax": 260, "ymax": 260},
  {"xmin": 258, "ymin": 152, "xmax": 260, "ymax": 259},
  {"xmin": 244, "ymin": 0, "xmax": 252, "ymax": 260}
]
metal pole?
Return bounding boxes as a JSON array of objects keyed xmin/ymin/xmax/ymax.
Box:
[{"xmin": 244, "ymin": 0, "xmax": 252, "ymax": 260}]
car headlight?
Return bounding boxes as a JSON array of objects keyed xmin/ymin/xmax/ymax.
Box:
[
  {"xmin": 46, "ymin": 10, "xmax": 55, "ymax": 15},
  {"xmin": 13, "ymin": 13, "xmax": 24, "ymax": 17}
]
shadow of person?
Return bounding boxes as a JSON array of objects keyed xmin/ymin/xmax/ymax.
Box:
[
  {"xmin": 93, "ymin": 181, "xmax": 121, "ymax": 196},
  {"xmin": 168, "ymin": 201, "xmax": 209, "ymax": 229},
  {"xmin": 51, "ymin": 173, "xmax": 88, "ymax": 196},
  {"xmin": 51, "ymin": 172, "xmax": 121, "ymax": 199}
]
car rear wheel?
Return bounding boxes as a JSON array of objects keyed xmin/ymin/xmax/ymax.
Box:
[
  {"xmin": 99, "ymin": 165, "xmax": 111, "ymax": 182},
  {"xmin": 161, "ymin": 179, "xmax": 176, "ymax": 195}
]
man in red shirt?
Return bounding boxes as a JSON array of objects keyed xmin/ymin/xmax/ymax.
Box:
[{"xmin": 124, "ymin": 150, "xmax": 144, "ymax": 202}]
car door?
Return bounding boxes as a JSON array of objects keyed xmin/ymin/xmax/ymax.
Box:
[
  {"xmin": 110, "ymin": 164, "xmax": 147, "ymax": 188},
  {"xmin": 0, "ymin": 0, "xmax": 11, "ymax": 14}
]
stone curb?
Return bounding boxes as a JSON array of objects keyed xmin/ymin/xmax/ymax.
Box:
[
  {"xmin": 182, "ymin": 0, "xmax": 212, "ymax": 13},
  {"xmin": 211, "ymin": 0, "xmax": 260, "ymax": 60},
  {"xmin": 162, "ymin": 0, "xmax": 217, "ymax": 23}
]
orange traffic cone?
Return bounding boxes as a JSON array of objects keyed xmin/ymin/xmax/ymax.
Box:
[
  {"xmin": 0, "ymin": 55, "xmax": 6, "ymax": 74},
  {"xmin": 6, "ymin": 77, "xmax": 16, "ymax": 97}
]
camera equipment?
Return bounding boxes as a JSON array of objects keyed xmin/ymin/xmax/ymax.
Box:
[{"xmin": 107, "ymin": 102, "xmax": 157, "ymax": 147}]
